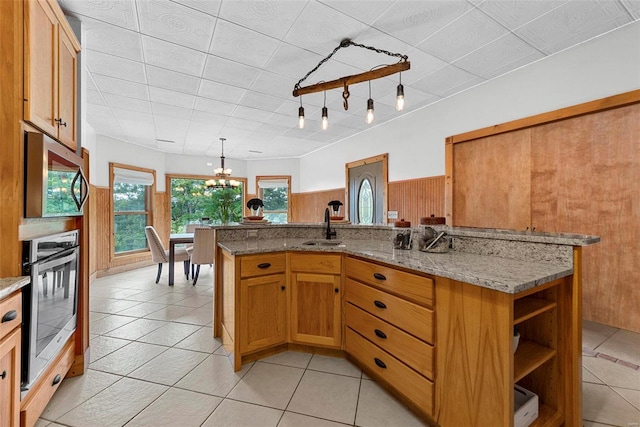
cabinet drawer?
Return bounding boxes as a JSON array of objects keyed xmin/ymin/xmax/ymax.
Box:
[
  {"xmin": 289, "ymin": 253, "xmax": 341, "ymax": 274},
  {"xmin": 20, "ymin": 336, "xmax": 75, "ymax": 427},
  {"xmin": 346, "ymin": 279, "xmax": 433, "ymax": 344},
  {"xmin": 0, "ymin": 292, "xmax": 22, "ymax": 339},
  {"xmin": 346, "ymin": 328, "xmax": 433, "ymax": 416},
  {"xmin": 346, "ymin": 257, "xmax": 434, "ymax": 307},
  {"xmin": 346, "ymin": 303, "xmax": 434, "ymax": 379},
  {"xmin": 240, "ymin": 253, "xmax": 286, "ymax": 278}
]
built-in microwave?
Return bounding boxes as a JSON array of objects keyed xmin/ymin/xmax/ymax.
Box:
[{"xmin": 24, "ymin": 132, "xmax": 89, "ymax": 217}]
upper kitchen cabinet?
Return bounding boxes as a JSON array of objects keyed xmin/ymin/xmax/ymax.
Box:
[{"xmin": 24, "ymin": 0, "xmax": 79, "ymax": 151}]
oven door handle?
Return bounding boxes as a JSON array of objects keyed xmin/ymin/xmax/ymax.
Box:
[
  {"xmin": 71, "ymin": 168, "xmax": 90, "ymax": 212},
  {"xmin": 37, "ymin": 250, "xmax": 77, "ymax": 272}
]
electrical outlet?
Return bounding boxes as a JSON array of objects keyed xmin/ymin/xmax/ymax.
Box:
[{"xmin": 388, "ymin": 211, "xmax": 398, "ymax": 219}]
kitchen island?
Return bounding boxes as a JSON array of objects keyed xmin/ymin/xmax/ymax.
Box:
[{"xmin": 213, "ymin": 224, "xmax": 598, "ymax": 427}]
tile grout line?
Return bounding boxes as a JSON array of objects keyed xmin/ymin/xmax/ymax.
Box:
[{"xmin": 583, "ymin": 347, "xmax": 640, "ymax": 371}]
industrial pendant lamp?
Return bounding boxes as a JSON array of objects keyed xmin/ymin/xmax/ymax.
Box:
[
  {"xmin": 396, "ymin": 72, "xmax": 405, "ymax": 111},
  {"xmin": 321, "ymin": 90, "xmax": 329, "ymax": 130},
  {"xmin": 298, "ymin": 97, "xmax": 305, "ymax": 129},
  {"xmin": 205, "ymin": 137, "xmax": 239, "ymax": 189},
  {"xmin": 366, "ymin": 80, "xmax": 375, "ymax": 125}
]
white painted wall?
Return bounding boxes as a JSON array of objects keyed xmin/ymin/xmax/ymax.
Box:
[
  {"xmin": 299, "ymin": 21, "xmax": 640, "ymax": 192},
  {"xmin": 246, "ymin": 158, "xmax": 300, "ymax": 194}
]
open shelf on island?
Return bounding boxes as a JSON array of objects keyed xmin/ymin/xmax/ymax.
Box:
[
  {"xmin": 514, "ymin": 339, "xmax": 556, "ymax": 382},
  {"xmin": 514, "ymin": 297, "xmax": 557, "ymax": 325},
  {"xmin": 529, "ymin": 403, "xmax": 563, "ymax": 427}
]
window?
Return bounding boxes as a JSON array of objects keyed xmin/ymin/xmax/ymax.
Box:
[
  {"xmin": 257, "ymin": 176, "xmax": 290, "ymax": 224},
  {"xmin": 111, "ymin": 164, "xmax": 154, "ymax": 254},
  {"xmin": 169, "ymin": 176, "xmax": 245, "ymax": 232}
]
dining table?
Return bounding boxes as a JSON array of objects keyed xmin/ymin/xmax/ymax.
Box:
[{"xmin": 168, "ymin": 232, "xmax": 194, "ymax": 286}]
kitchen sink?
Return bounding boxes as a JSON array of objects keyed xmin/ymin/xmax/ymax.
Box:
[{"xmin": 301, "ymin": 240, "xmax": 343, "ymax": 246}]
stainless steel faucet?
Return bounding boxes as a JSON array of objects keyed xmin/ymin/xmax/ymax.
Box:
[{"xmin": 325, "ymin": 208, "xmax": 336, "ymax": 240}]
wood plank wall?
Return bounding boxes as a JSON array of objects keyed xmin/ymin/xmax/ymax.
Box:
[
  {"xmin": 291, "ymin": 188, "xmax": 345, "ymax": 223},
  {"xmin": 388, "ymin": 176, "xmax": 445, "ymax": 225}
]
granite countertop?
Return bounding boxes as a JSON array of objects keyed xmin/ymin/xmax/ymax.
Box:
[
  {"xmin": 0, "ymin": 276, "xmax": 30, "ymax": 300},
  {"xmin": 217, "ymin": 238, "xmax": 573, "ymax": 294}
]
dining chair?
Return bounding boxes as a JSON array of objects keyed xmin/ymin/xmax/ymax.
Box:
[
  {"xmin": 145, "ymin": 226, "xmax": 190, "ymax": 284},
  {"xmin": 186, "ymin": 227, "xmax": 215, "ymax": 285}
]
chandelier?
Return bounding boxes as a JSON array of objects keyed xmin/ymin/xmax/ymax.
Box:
[
  {"xmin": 293, "ymin": 39, "xmax": 410, "ymax": 130},
  {"xmin": 205, "ymin": 137, "xmax": 239, "ymax": 189}
]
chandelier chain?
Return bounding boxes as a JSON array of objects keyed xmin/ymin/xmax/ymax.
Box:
[{"xmin": 294, "ymin": 39, "xmax": 408, "ymax": 91}]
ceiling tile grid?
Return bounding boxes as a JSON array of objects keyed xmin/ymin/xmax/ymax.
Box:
[{"xmin": 59, "ymin": 0, "xmax": 639, "ymax": 158}]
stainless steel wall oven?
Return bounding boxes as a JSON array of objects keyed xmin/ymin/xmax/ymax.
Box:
[{"xmin": 21, "ymin": 230, "xmax": 79, "ymax": 396}]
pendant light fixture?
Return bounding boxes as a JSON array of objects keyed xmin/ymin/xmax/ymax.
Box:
[
  {"xmin": 396, "ymin": 72, "xmax": 405, "ymax": 111},
  {"xmin": 366, "ymin": 80, "xmax": 375, "ymax": 125},
  {"xmin": 321, "ymin": 90, "xmax": 329, "ymax": 130},
  {"xmin": 205, "ymin": 137, "xmax": 239, "ymax": 189},
  {"xmin": 298, "ymin": 97, "xmax": 305, "ymax": 129}
]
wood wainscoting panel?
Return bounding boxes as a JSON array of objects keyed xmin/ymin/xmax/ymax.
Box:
[
  {"xmin": 291, "ymin": 188, "xmax": 344, "ymax": 223},
  {"xmin": 388, "ymin": 176, "xmax": 445, "ymax": 225},
  {"xmin": 92, "ymin": 187, "xmax": 111, "ymax": 272},
  {"xmin": 531, "ymin": 103, "xmax": 640, "ymax": 331},
  {"xmin": 154, "ymin": 191, "xmax": 170, "ymax": 243},
  {"xmin": 451, "ymin": 129, "xmax": 531, "ymax": 230}
]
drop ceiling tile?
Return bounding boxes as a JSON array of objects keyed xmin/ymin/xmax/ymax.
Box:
[
  {"xmin": 274, "ymin": 99, "xmax": 301, "ymax": 116},
  {"xmin": 128, "ymin": 136, "xmax": 158, "ymax": 147},
  {"xmin": 377, "ymin": 87, "xmax": 440, "ymax": 111},
  {"xmin": 146, "ymin": 66, "xmax": 200, "ymax": 95},
  {"xmin": 255, "ymin": 123, "xmax": 290, "ymax": 137},
  {"xmin": 283, "ymin": 1, "xmax": 369, "ymax": 55},
  {"xmin": 621, "ymin": 0, "xmax": 640, "ymax": 19},
  {"xmin": 398, "ymin": 47, "xmax": 449, "ymax": 85},
  {"xmin": 149, "ymin": 87, "xmax": 196, "ymax": 109},
  {"xmin": 516, "ymin": 0, "xmax": 633, "ymax": 55},
  {"xmin": 87, "ymin": 103, "xmax": 116, "ymax": 119},
  {"xmin": 81, "ymin": 18, "xmax": 143, "ymax": 61},
  {"xmin": 320, "ymin": 0, "xmax": 396, "ymax": 25},
  {"xmin": 417, "ymin": 8, "xmax": 509, "ymax": 63},
  {"xmin": 330, "ymin": 27, "xmax": 410, "ymax": 72},
  {"xmin": 142, "ymin": 36, "xmax": 207, "ymax": 77},
  {"xmin": 117, "ymin": 119, "xmax": 156, "ymax": 138},
  {"xmin": 231, "ymin": 105, "xmax": 273, "ymax": 122},
  {"xmin": 103, "ymin": 93, "xmax": 152, "ymax": 113},
  {"xmin": 372, "ymin": 1, "xmax": 472, "ymax": 45},
  {"xmin": 198, "ymin": 79, "xmax": 248, "ymax": 104},
  {"xmin": 87, "ymin": 90, "xmax": 106, "ymax": 106},
  {"xmin": 151, "ymin": 103, "xmax": 193, "ymax": 120},
  {"xmin": 202, "ymin": 56, "xmax": 261, "ymax": 88},
  {"xmin": 264, "ymin": 43, "xmax": 323, "ymax": 80},
  {"xmin": 412, "ymin": 65, "xmax": 484, "ymax": 98},
  {"xmin": 59, "ymin": 0, "xmax": 139, "ymax": 31},
  {"xmin": 86, "ymin": 50, "xmax": 146, "ymax": 83},
  {"xmin": 112, "ymin": 108, "xmax": 154, "ymax": 124},
  {"xmin": 172, "ymin": 0, "xmax": 222, "ymax": 17},
  {"xmin": 190, "ymin": 109, "xmax": 230, "ymax": 125},
  {"xmin": 89, "ymin": 117, "xmax": 123, "ymax": 134},
  {"xmin": 155, "ymin": 117, "xmax": 190, "ymax": 141},
  {"xmin": 478, "ymin": 0, "xmax": 567, "ymax": 30},
  {"xmin": 239, "ymin": 91, "xmax": 288, "ymax": 112},
  {"xmin": 268, "ymin": 112, "xmax": 297, "ymax": 128},
  {"xmin": 209, "ymin": 20, "xmax": 280, "ymax": 68},
  {"xmin": 93, "ymin": 74, "xmax": 149, "ymax": 100},
  {"xmin": 251, "ymin": 71, "xmax": 296, "ymax": 99},
  {"xmin": 137, "ymin": 0, "xmax": 216, "ymax": 51},
  {"xmin": 218, "ymin": 0, "xmax": 307, "ymax": 40},
  {"xmin": 85, "ymin": 72, "xmax": 99, "ymax": 91},
  {"xmin": 225, "ymin": 116, "xmax": 264, "ymax": 131},
  {"xmin": 454, "ymin": 33, "xmax": 545, "ymax": 79},
  {"xmin": 188, "ymin": 120, "xmax": 226, "ymax": 134},
  {"xmin": 194, "ymin": 97, "xmax": 236, "ymax": 116}
]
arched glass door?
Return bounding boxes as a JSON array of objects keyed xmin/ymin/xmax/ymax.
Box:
[
  {"xmin": 358, "ymin": 178, "xmax": 374, "ymax": 224},
  {"xmin": 348, "ymin": 158, "xmax": 385, "ymax": 224}
]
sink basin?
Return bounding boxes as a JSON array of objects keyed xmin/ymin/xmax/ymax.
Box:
[{"xmin": 302, "ymin": 240, "xmax": 343, "ymax": 246}]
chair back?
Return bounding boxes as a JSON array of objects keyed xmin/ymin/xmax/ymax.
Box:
[
  {"xmin": 191, "ymin": 227, "xmax": 216, "ymax": 265},
  {"xmin": 185, "ymin": 223, "xmax": 199, "ymax": 233},
  {"xmin": 145, "ymin": 226, "xmax": 168, "ymax": 263}
]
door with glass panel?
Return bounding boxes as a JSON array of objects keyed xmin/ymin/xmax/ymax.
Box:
[{"xmin": 349, "ymin": 161, "xmax": 384, "ymax": 224}]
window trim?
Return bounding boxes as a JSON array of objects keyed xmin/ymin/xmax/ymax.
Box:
[
  {"xmin": 255, "ymin": 175, "xmax": 291, "ymax": 223},
  {"xmin": 109, "ymin": 162, "xmax": 155, "ymax": 259}
]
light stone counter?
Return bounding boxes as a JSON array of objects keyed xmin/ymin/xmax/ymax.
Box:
[
  {"xmin": 217, "ymin": 238, "xmax": 575, "ymax": 294},
  {"xmin": 0, "ymin": 276, "xmax": 29, "ymax": 300}
]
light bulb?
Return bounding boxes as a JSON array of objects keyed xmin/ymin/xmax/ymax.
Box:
[
  {"xmin": 366, "ymin": 98, "xmax": 375, "ymax": 124},
  {"xmin": 395, "ymin": 83, "xmax": 405, "ymax": 111},
  {"xmin": 298, "ymin": 106, "xmax": 305, "ymax": 129},
  {"xmin": 321, "ymin": 106, "xmax": 329, "ymax": 130}
]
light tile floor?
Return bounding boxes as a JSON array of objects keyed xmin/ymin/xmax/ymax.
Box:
[{"xmin": 35, "ymin": 266, "xmax": 640, "ymax": 427}]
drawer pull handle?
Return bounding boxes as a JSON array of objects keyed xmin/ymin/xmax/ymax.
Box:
[
  {"xmin": 374, "ymin": 329, "xmax": 387, "ymax": 339},
  {"xmin": 257, "ymin": 262, "xmax": 271, "ymax": 269},
  {"xmin": 1, "ymin": 310, "xmax": 17, "ymax": 323},
  {"xmin": 281, "ymin": 286, "xmax": 286, "ymax": 291},
  {"xmin": 0, "ymin": 370, "xmax": 6, "ymax": 380},
  {"xmin": 373, "ymin": 300, "xmax": 387, "ymax": 309},
  {"xmin": 373, "ymin": 273, "xmax": 387, "ymax": 281},
  {"xmin": 374, "ymin": 358, "xmax": 387, "ymax": 369},
  {"xmin": 335, "ymin": 288, "xmax": 339, "ymax": 293},
  {"xmin": 52, "ymin": 374, "xmax": 62, "ymax": 386}
]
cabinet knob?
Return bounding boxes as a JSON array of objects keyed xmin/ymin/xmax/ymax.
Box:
[
  {"xmin": 0, "ymin": 370, "xmax": 6, "ymax": 380},
  {"xmin": 334, "ymin": 288, "xmax": 339, "ymax": 293},
  {"xmin": 1, "ymin": 310, "xmax": 17, "ymax": 323},
  {"xmin": 373, "ymin": 273, "xmax": 387, "ymax": 281},
  {"xmin": 281, "ymin": 286, "xmax": 285, "ymax": 291},
  {"xmin": 52, "ymin": 374, "xmax": 62, "ymax": 386}
]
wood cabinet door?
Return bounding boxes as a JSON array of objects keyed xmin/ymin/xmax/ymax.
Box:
[
  {"xmin": 451, "ymin": 129, "xmax": 532, "ymax": 230},
  {"xmin": 0, "ymin": 329, "xmax": 21, "ymax": 427},
  {"xmin": 240, "ymin": 274, "xmax": 287, "ymax": 354},
  {"xmin": 290, "ymin": 272, "xmax": 341, "ymax": 347},
  {"xmin": 57, "ymin": 27, "xmax": 77, "ymax": 150},
  {"xmin": 24, "ymin": 0, "xmax": 58, "ymax": 138}
]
